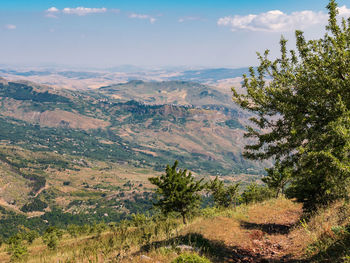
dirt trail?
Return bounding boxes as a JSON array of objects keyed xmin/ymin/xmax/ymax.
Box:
[
  {"xmin": 34, "ymin": 183, "xmax": 48, "ymax": 198},
  {"xmin": 179, "ymin": 198, "xmax": 304, "ymax": 263}
]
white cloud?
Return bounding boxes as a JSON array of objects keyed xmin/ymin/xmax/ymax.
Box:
[
  {"xmin": 47, "ymin": 7, "xmax": 59, "ymax": 13},
  {"xmin": 5, "ymin": 24, "xmax": 16, "ymax": 30},
  {"xmin": 45, "ymin": 7, "xmax": 107, "ymax": 18},
  {"xmin": 45, "ymin": 6, "xmax": 59, "ymax": 18},
  {"xmin": 129, "ymin": 13, "xmax": 157, "ymax": 24},
  {"xmin": 218, "ymin": 6, "xmax": 350, "ymax": 33},
  {"xmin": 338, "ymin": 5, "xmax": 350, "ymax": 17},
  {"xmin": 62, "ymin": 7, "xmax": 107, "ymax": 16},
  {"xmin": 218, "ymin": 9, "xmax": 328, "ymax": 32},
  {"xmin": 178, "ymin": 16, "xmax": 201, "ymax": 23}
]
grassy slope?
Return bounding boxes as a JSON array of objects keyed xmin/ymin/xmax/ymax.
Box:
[
  {"xmin": 0, "ymin": 79, "xmax": 263, "ymax": 177},
  {"xmin": 0, "ymin": 144, "xmax": 158, "ymax": 215},
  {"xmin": 0, "ymin": 79, "xmax": 268, "ymax": 218},
  {"xmin": 1, "ymin": 198, "xmax": 349, "ymax": 262},
  {"xmin": 99, "ymin": 80, "xmax": 235, "ymax": 108}
]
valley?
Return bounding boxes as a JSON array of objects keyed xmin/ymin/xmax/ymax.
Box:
[{"xmin": 0, "ymin": 71, "xmax": 265, "ymax": 239}]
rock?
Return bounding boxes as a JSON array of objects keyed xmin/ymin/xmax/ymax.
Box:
[
  {"xmin": 176, "ymin": 244, "xmax": 195, "ymax": 252},
  {"xmin": 140, "ymin": 255, "xmax": 153, "ymax": 261}
]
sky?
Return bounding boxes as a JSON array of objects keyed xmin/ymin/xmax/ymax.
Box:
[{"xmin": 1, "ymin": 0, "xmax": 350, "ymax": 69}]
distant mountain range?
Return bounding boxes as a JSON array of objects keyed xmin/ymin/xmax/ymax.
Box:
[
  {"xmin": 0, "ymin": 67, "xmax": 250, "ymax": 84},
  {"xmin": 170, "ymin": 67, "xmax": 250, "ymax": 82}
]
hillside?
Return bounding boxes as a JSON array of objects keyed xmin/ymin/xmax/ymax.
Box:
[
  {"xmin": 0, "ymin": 80, "xmax": 262, "ymax": 176},
  {"xmin": 169, "ymin": 68, "xmax": 250, "ymax": 83},
  {"xmin": 0, "ymin": 78, "xmax": 268, "ymax": 238},
  {"xmin": 1, "ymin": 198, "xmax": 348, "ymax": 262},
  {"xmin": 99, "ymin": 80, "xmax": 235, "ymax": 108}
]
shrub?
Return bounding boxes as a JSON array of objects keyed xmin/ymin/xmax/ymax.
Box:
[
  {"xmin": 23, "ymin": 230, "xmax": 39, "ymax": 244},
  {"xmin": 171, "ymin": 253, "xmax": 211, "ymax": 263},
  {"xmin": 42, "ymin": 227, "xmax": 63, "ymax": 250},
  {"xmin": 7, "ymin": 236, "xmax": 28, "ymax": 262},
  {"xmin": 207, "ymin": 176, "xmax": 240, "ymax": 209},
  {"xmin": 21, "ymin": 198, "xmax": 48, "ymax": 212},
  {"xmin": 241, "ymin": 183, "xmax": 273, "ymax": 205}
]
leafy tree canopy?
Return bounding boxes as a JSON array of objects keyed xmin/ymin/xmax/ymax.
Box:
[
  {"xmin": 262, "ymin": 160, "xmax": 291, "ymax": 197},
  {"xmin": 207, "ymin": 176, "xmax": 240, "ymax": 209},
  {"xmin": 232, "ymin": 0, "xmax": 350, "ymax": 210}
]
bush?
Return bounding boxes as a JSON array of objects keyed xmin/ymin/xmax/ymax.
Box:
[
  {"xmin": 21, "ymin": 198, "xmax": 48, "ymax": 212},
  {"xmin": 42, "ymin": 227, "xmax": 63, "ymax": 250},
  {"xmin": 23, "ymin": 230, "xmax": 39, "ymax": 244},
  {"xmin": 171, "ymin": 253, "xmax": 211, "ymax": 263},
  {"xmin": 207, "ymin": 176, "xmax": 240, "ymax": 208},
  {"xmin": 241, "ymin": 183, "xmax": 273, "ymax": 205},
  {"xmin": 7, "ymin": 236, "xmax": 28, "ymax": 262}
]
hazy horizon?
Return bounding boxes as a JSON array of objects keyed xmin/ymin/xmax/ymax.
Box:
[{"xmin": 1, "ymin": 0, "xmax": 350, "ymax": 68}]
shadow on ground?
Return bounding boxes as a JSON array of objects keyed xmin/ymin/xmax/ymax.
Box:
[
  {"xmin": 140, "ymin": 232, "xmax": 308, "ymax": 263},
  {"xmin": 240, "ymin": 221, "xmax": 296, "ymax": 235}
]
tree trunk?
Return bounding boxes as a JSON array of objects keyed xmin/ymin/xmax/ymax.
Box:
[
  {"xmin": 275, "ymin": 189, "xmax": 280, "ymax": 198},
  {"xmin": 234, "ymin": 196, "xmax": 237, "ymax": 211},
  {"xmin": 182, "ymin": 214, "xmax": 187, "ymax": 224}
]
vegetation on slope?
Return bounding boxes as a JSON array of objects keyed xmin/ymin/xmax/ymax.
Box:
[
  {"xmin": 99, "ymin": 80, "xmax": 234, "ymax": 108},
  {"xmin": 0, "ymin": 197, "xmax": 348, "ymax": 262},
  {"xmin": 0, "ymin": 79, "xmax": 263, "ymax": 176},
  {"xmin": 0, "ymin": 1, "xmax": 349, "ymax": 262}
]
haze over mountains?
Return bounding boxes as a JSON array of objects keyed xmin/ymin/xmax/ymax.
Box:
[{"xmin": 0, "ymin": 66, "xmax": 247, "ymax": 90}]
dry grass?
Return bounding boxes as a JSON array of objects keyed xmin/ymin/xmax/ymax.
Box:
[{"xmin": 1, "ymin": 198, "xmax": 349, "ymax": 263}]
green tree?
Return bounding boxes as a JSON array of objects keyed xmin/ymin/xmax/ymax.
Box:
[
  {"xmin": 42, "ymin": 227, "xmax": 63, "ymax": 250},
  {"xmin": 262, "ymin": 161, "xmax": 291, "ymax": 197},
  {"xmin": 7, "ymin": 235, "xmax": 27, "ymax": 262},
  {"xmin": 67, "ymin": 224, "xmax": 79, "ymax": 238},
  {"xmin": 241, "ymin": 183, "xmax": 273, "ymax": 205},
  {"xmin": 149, "ymin": 161, "xmax": 204, "ymax": 224},
  {"xmin": 23, "ymin": 230, "xmax": 39, "ymax": 244},
  {"xmin": 232, "ymin": 0, "xmax": 350, "ymax": 210},
  {"xmin": 207, "ymin": 177, "xmax": 240, "ymax": 209}
]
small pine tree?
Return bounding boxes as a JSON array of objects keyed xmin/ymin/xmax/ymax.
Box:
[
  {"xmin": 24, "ymin": 230, "xmax": 39, "ymax": 244},
  {"xmin": 241, "ymin": 183, "xmax": 273, "ymax": 205},
  {"xmin": 149, "ymin": 161, "xmax": 204, "ymax": 224},
  {"xmin": 207, "ymin": 177, "xmax": 240, "ymax": 209},
  {"xmin": 262, "ymin": 161, "xmax": 291, "ymax": 197},
  {"xmin": 7, "ymin": 235, "xmax": 28, "ymax": 262},
  {"xmin": 42, "ymin": 227, "xmax": 63, "ymax": 250},
  {"xmin": 67, "ymin": 224, "xmax": 79, "ymax": 238}
]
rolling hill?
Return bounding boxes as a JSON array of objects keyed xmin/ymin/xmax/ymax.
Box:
[
  {"xmin": 0, "ymin": 77, "xmax": 267, "ymax": 238},
  {"xmin": 99, "ymin": 80, "xmax": 235, "ymax": 108}
]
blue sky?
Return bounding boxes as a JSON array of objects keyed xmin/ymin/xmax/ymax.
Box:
[{"xmin": 1, "ymin": 0, "xmax": 349, "ymax": 68}]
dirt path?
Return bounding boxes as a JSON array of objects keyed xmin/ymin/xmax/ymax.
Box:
[
  {"xmin": 34, "ymin": 183, "xmax": 48, "ymax": 198},
  {"xmin": 177, "ymin": 198, "xmax": 305, "ymax": 263}
]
